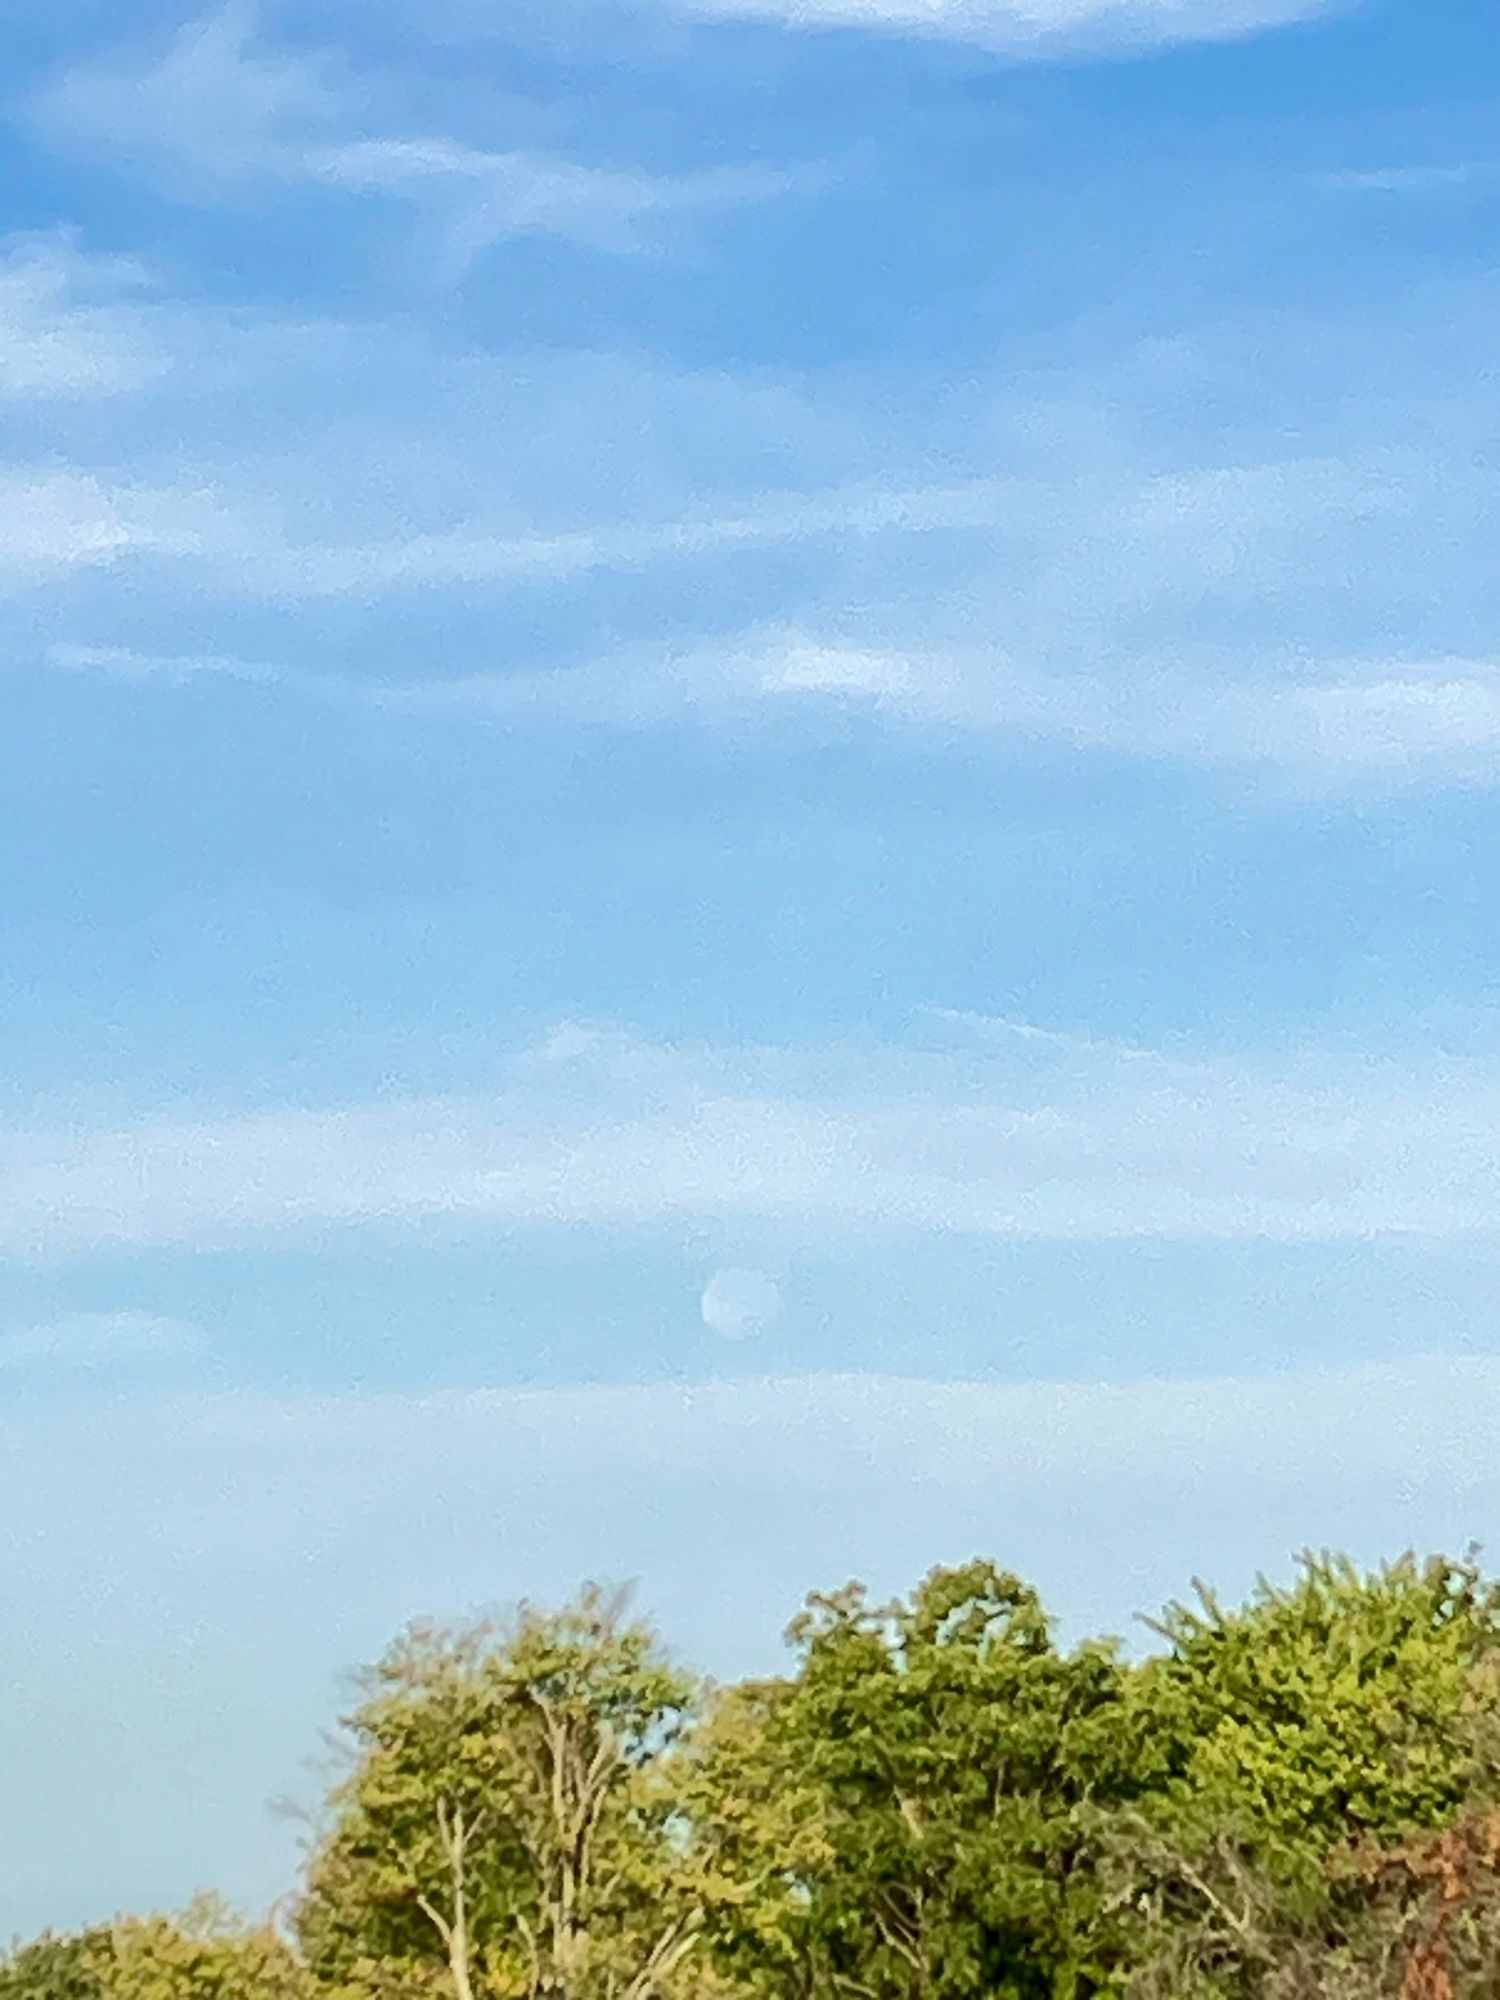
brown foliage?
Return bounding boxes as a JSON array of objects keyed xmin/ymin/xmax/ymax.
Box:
[{"xmin": 1347, "ymin": 1810, "xmax": 1500, "ymax": 2000}]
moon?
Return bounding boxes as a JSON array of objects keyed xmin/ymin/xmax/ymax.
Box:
[{"xmin": 700, "ymin": 1267, "xmax": 782, "ymax": 1340}]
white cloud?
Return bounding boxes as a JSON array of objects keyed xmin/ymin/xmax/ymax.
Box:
[
  {"xmin": 0, "ymin": 237, "xmax": 166, "ymax": 399},
  {"xmin": 4, "ymin": 229, "xmax": 1496, "ymax": 814},
  {"xmin": 760, "ymin": 642, "xmax": 1500, "ymax": 793},
  {"xmin": 34, "ymin": 5, "xmax": 337, "ymax": 191},
  {"xmin": 0, "ymin": 471, "xmax": 196, "ymax": 580},
  {"xmin": 99, "ymin": 1354, "xmax": 1500, "ymax": 1502},
  {"xmin": 36, "ymin": 9, "xmax": 792, "ymax": 259},
  {"xmin": 5, "ymin": 247, "xmax": 1486, "ymax": 729},
  {"xmin": 103, "ymin": 431, "xmax": 1410, "ymax": 645},
  {"xmin": 21, "ymin": 473, "xmax": 1018, "ymax": 607},
  {"xmin": 1260, "ymin": 668, "xmax": 1500, "ymax": 781},
  {"xmin": 4, "ymin": 1017, "xmax": 1500, "ymax": 1258},
  {"xmin": 351, "ymin": 630, "xmax": 1500, "ymax": 795},
  {"xmin": 308, "ymin": 138, "xmax": 796, "ymax": 264},
  {"xmin": 48, "ymin": 641, "xmax": 282, "ymax": 685},
  {"xmin": 11, "ymin": 1360, "xmax": 1500, "ymax": 1579},
  {"xmin": 657, "ymin": 0, "xmax": 1339, "ymax": 53},
  {"xmin": 262, "ymin": 477, "xmax": 1015, "ymax": 596},
  {"xmin": 20, "ymin": 312, "xmax": 1500, "ymax": 796},
  {"xmin": 1323, "ymin": 164, "xmax": 1491, "ymax": 193},
  {"xmin": 0, "ymin": 1310, "xmax": 205, "ymax": 1373}
]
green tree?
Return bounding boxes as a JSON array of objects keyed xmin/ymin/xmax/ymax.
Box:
[
  {"xmin": 1, "ymin": 1905, "xmax": 304, "ymax": 2000},
  {"xmin": 668, "ymin": 1675, "xmax": 836, "ymax": 2000},
  {"xmin": 99, "ymin": 1901, "xmax": 307, "ymax": 2000},
  {"xmin": 0, "ymin": 1931, "xmax": 112, "ymax": 2000},
  {"xmin": 297, "ymin": 1584, "xmax": 708, "ymax": 2000},
  {"xmin": 757, "ymin": 1560, "xmax": 1144, "ymax": 2000},
  {"xmin": 22, "ymin": 1546, "xmax": 1500, "ymax": 2000},
  {"xmin": 1101, "ymin": 1551, "xmax": 1500, "ymax": 1997}
]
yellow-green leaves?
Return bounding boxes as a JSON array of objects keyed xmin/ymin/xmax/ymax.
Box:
[
  {"xmin": 17, "ymin": 1550, "xmax": 1500, "ymax": 2000},
  {"xmin": 295, "ymin": 1585, "xmax": 705, "ymax": 2000}
]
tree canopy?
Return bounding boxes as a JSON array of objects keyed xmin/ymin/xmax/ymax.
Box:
[{"xmin": 14, "ymin": 1549, "xmax": 1500, "ymax": 2000}]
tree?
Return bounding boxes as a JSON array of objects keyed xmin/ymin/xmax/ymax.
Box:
[
  {"xmin": 0, "ymin": 1931, "xmax": 112, "ymax": 2000},
  {"xmin": 297, "ymin": 1584, "xmax": 707, "ymax": 2000},
  {"xmin": 757, "ymin": 1561, "xmax": 1145, "ymax": 2000},
  {"xmin": 98, "ymin": 1901, "xmax": 308, "ymax": 2000},
  {"xmin": 667, "ymin": 1674, "xmax": 836, "ymax": 2000},
  {"xmin": 0, "ymin": 1905, "xmax": 305, "ymax": 2000},
  {"xmin": 1099, "ymin": 1551, "xmax": 1500, "ymax": 1998},
  {"xmin": 22, "ymin": 1546, "xmax": 1500, "ymax": 2000},
  {"xmin": 1336, "ymin": 1806, "xmax": 1500, "ymax": 2000}
]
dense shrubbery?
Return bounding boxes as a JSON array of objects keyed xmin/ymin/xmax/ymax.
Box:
[{"xmin": 12, "ymin": 1552, "xmax": 1500, "ymax": 2000}]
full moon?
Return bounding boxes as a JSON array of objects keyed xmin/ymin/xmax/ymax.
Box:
[{"xmin": 700, "ymin": 1267, "xmax": 782, "ymax": 1340}]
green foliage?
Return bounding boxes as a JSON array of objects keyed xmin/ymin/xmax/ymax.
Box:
[
  {"xmin": 296, "ymin": 1583, "xmax": 708, "ymax": 2000},
  {"xmin": 1101, "ymin": 1551, "xmax": 1500, "ymax": 1997},
  {"xmin": 667, "ymin": 1675, "xmax": 836, "ymax": 1999},
  {"xmin": 757, "ymin": 1560, "xmax": 1145, "ymax": 2000},
  {"xmin": 98, "ymin": 1902, "xmax": 308, "ymax": 2000},
  {"xmin": 20, "ymin": 1549, "xmax": 1500, "ymax": 2000},
  {"xmin": 1, "ymin": 1906, "xmax": 305, "ymax": 2000},
  {"xmin": 1146, "ymin": 1551, "xmax": 1500, "ymax": 1841},
  {"xmin": 0, "ymin": 1931, "xmax": 112, "ymax": 2000}
]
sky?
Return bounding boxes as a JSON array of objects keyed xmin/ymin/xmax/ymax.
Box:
[{"xmin": 3, "ymin": 0, "xmax": 1500, "ymax": 1941}]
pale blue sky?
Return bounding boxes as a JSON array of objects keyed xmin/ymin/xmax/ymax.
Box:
[{"xmin": 4, "ymin": 0, "xmax": 1500, "ymax": 1942}]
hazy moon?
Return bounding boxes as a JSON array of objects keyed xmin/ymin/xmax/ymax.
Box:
[{"xmin": 700, "ymin": 1267, "xmax": 782, "ymax": 1340}]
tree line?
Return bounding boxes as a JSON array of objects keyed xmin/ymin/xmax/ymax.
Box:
[{"xmin": 12, "ymin": 1551, "xmax": 1500, "ymax": 2000}]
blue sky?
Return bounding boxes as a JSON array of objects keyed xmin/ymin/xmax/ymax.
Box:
[{"xmin": 5, "ymin": 0, "xmax": 1500, "ymax": 1940}]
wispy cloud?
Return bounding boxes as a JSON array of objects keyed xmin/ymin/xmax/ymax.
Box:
[
  {"xmin": 656, "ymin": 0, "xmax": 1341, "ymax": 55},
  {"xmin": 0, "ymin": 1310, "xmax": 205, "ymax": 1373},
  {"xmin": 33, "ymin": 5, "xmax": 336, "ymax": 192},
  {"xmin": 6, "ymin": 180, "xmax": 1498, "ymax": 815},
  {"xmin": 258, "ymin": 477, "xmax": 1023, "ymax": 596},
  {"xmin": 308, "ymin": 138, "xmax": 798, "ymax": 267},
  {"xmin": 90, "ymin": 442, "xmax": 1396, "ymax": 607},
  {"xmin": 20, "ymin": 471, "xmax": 1033, "ymax": 603},
  {"xmin": 0, "ymin": 470, "xmax": 197, "ymax": 580},
  {"xmin": 5, "ymin": 1017, "xmax": 1500, "ymax": 1258},
  {"xmin": 752, "ymin": 642, "xmax": 1500, "ymax": 794},
  {"xmin": 65, "ymin": 625, "xmax": 1500, "ymax": 797},
  {"xmin": 11, "ymin": 1362, "xmax": 1500, "ymax": 1570},
  {"xmin": 365, "ymin": 631, "xmax": 1500, "ymax": 795},
  {"xmin": 48, "ymin": 641, "xmax": 282, "ymax": 685},
  {"xmin": 20, "ymin": 261, "xmax": 1500, "ymax": 800},
  {"xmin": 35, "ymin": 8, "xmax": 795, "ymax": 259},
  {"xmin": 0, "ymin": 236, "xmax": 166, "ymax": 399},
  {"xmin": 1323, "ymin": 163, "xmax": 1492, "ymax": 193}
]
